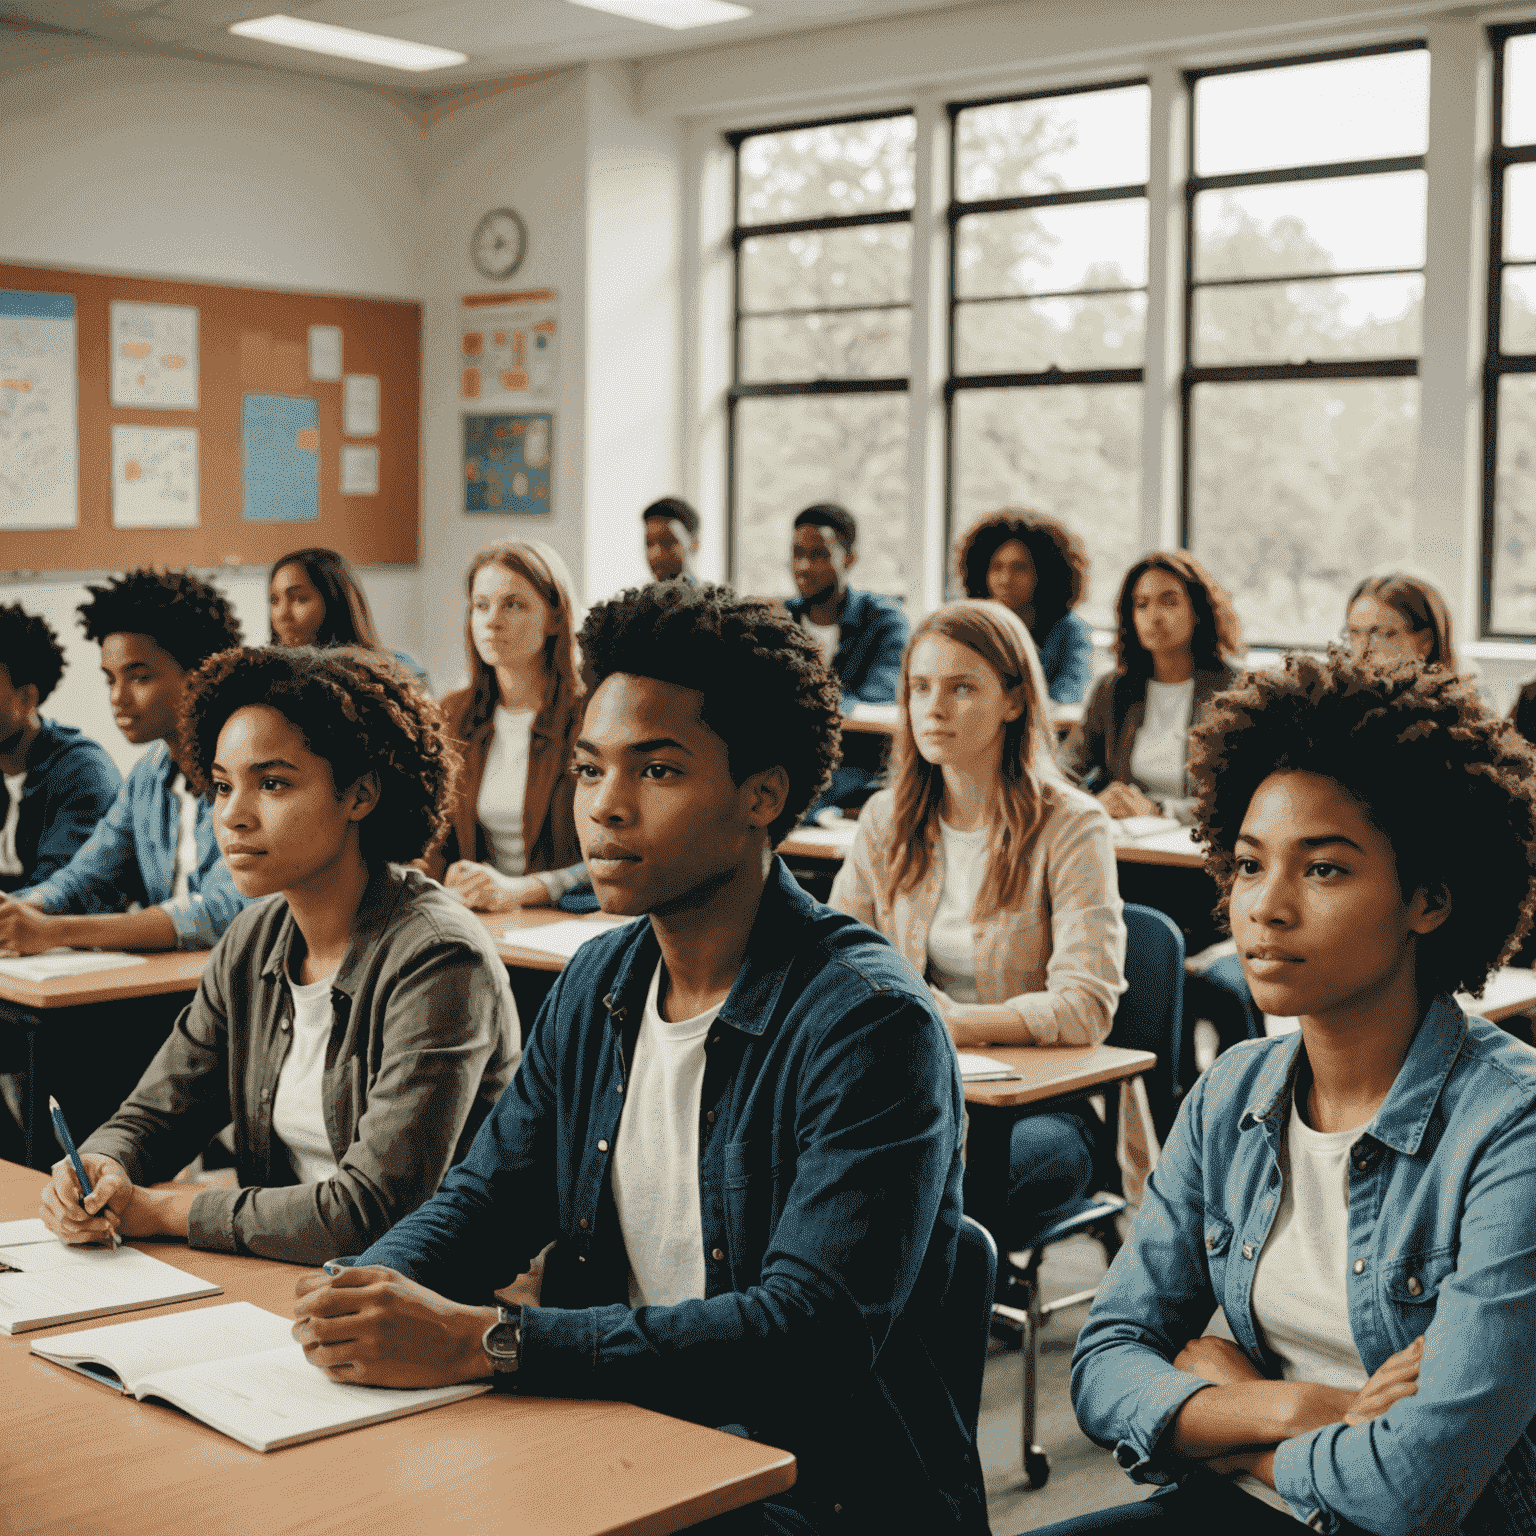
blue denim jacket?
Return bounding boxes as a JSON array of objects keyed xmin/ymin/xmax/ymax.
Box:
[
  {"xmin": 358, "ymin": 859, "xmax": 985, "ymax": 1535},
  {"xmin": 1036, "ymin": 611, "xmax": 1094, "ymax": 705},
  {"xmin": 786, "ymin": 587, "xmax": 909, "ymax": 711},
  {"xmin": 1072, "ymin": 996, "xmax": 1536, "ymax": 1535},
  {"xmin": 0, "ymin": 717, "xmax": 122, "ymax": 896},
  {"xmin": 19, "ymin": 741, "xmax": 248, "ymax": 949}
]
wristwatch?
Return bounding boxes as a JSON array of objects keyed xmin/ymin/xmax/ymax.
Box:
[{"xmin": 482, "ymin": 1303, "xmax": 522, "ymax": 1375}]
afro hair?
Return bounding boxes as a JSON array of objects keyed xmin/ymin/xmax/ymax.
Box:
[
  {"xmin": 955, "ymin": 508, "xmax": 1089, "ymax": 633},
  {"xmin": 0, "ymin": 602, "xmax": 67, "ymax": 704},
  {"xmin": 180, "ymin": 646, "xmax": 457, "ymax": 867},
  {"xmin": 1189, "ymin": 651, "xmax": 1536, "ymax": 1001},
  {"xmin": 577, "ymin": 581, "xmax": 842, "ymax": 844},
  {"xmin": 78, "ymin": 569, "xmax": 243, "ymax": 673}
]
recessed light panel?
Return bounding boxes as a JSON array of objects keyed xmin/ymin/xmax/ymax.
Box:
[
  {"xmin": 565, "ymin": 0, "xmax": 753, "ymax": 29},
  {"xmin": 229, "ymin": 14, "xmax": 468, "ymax": 72}
]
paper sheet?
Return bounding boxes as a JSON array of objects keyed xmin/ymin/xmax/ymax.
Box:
[
  {"xmin": 243, "ymin": 393, "xmax": 319, "ymax": 522},
  {"xmin": 504, "ymin": 917, "xmax": 629, "ymax": 960},
  {"xmin": 0, "ymin": 1220, "xmax": 53, "ymax": 1247},
  {"xmin": 110, "ymin": 301, "xmax": 198, "ymax": 409},
  {"xmin": 956, "ymin": 1053, "xmax": 1014, "ymax": 1081},
  {"xmin": 342, "ymin": 373, "xmax": 379, "ymax": 436},
  {"xmin": 0, "ymin": 949, "xmax": 147, "ymax": 981},
  {"xmin": 0, "ymin": 1242, "xmax": 220, "ymax": 1334},
  {"xmin": 785, "ymin": 824, "xmax": 857, "ymax": 850},
  {"xmin": 340, "ymin": 444, "xmax": 378, "ymax": 496},
  {"xmin": 307, "ymin": 325, "xmax": 342, "ymax": 382},
  {"xmin": 111, "ymin": 424, "xmax": 198, "ymax": 528},
  {"xmin": 459, "ymin": 290, "xmax": 559, "ymax": 406},
  {"xmin": 0, "ymin": 289, "xmax": 78, "ymax": 531},
  {"xmin": 463, "ymin": 412, "xmax": 552, "ymax": 514}
]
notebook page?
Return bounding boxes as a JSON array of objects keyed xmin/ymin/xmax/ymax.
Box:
[
  {"xmin": 31, "ymin": 1300, "xmax": 284, "ymax": 1385},
  {"xmin": 0, "ymin": 949, "xmax": 148, "ymax": 981},
  {"xmin": 508, "ymin": 917, "xmax": 628, "ymax": 960},
  {"xmin": 0, "ymin": 1219, "xmax": 54, "ymax": 1246},
  {"xmin": 0, "ymin": 1244, "xmax": 220, "ymax": 1335}
]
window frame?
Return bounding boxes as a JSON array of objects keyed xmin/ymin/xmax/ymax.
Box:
[
  {"xmin": 1179, "ymin": 38, "xmax": 1429, "ymax": 648},
  {"xmin": 724, "ymin": 107, "xmax": 915, "ymax": 589},
  {"xmin": 942, "ymin": 76, "xmax": 1151, "ymax": 582},
  {"xmin": 1480, "ymin": 21, "xmax": 1536, "ymax": 642}
]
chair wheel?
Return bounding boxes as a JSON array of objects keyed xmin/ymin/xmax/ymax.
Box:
[{"xmin": 1023, "ymin": 1446, "xmax": 1051, "ymax": 1490}]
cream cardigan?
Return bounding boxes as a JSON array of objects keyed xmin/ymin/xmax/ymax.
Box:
[{"xmin": 829, "ymin": 780, "xmax": 1128, "ymax": 1044}]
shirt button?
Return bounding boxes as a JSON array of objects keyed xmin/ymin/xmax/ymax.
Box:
[
  {"xmin": 579, "ymin": 1218, "xmax": 589, "ymax": 1229},
  {"xmin": 832, "ymin": 1504, "xmax": 843, "ymax": 1515},
  {"xmin": 577, "ymin": 1254, "xmax": 586, "ymax": 1262},
  {"xmin": 1353, "ymin": 1258, "xmax": 1366, "ymax": 1275},
  {"xmin": 705, "ymin": 1110, "xmax": 717, "ymax": 1124},
  {"xmin": 259, "ymin": 1088, "xmax": 271, "ymax": 1103},
  {"xmin": 617, "ymin": 1084, "xmax": 624, "ymax": 1094},
  {"xmin": 1205, "ymin": 1233, "xmax": 1216, "ymax": 1251},
  {"xmin": 597, "ymin": 1140, "xmax": 609, "ymax": 1153},
  {"xmin": 1407, "ymin": 1275, "xmax": 1422, "ymax": 1296},
  {"xmin": 711, "ymin": 1247, "xmax": 725, "ymax": 1262},
  {"xmin": 1241, "ymin": 1243, "xmax": 1254, "ymax": 1259}
]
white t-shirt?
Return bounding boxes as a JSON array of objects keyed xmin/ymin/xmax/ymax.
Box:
[
  {"xmin": 1233, "ymin": 1096, "xmax": 1370, "ymax": 1519},
  {"xmin": 0, "ymin": 769, "xmax": 26, "ymax": 877},
  {"xmin": 801, "ymin": 616, "xmax": 841, "ymax": 670},
  {"xmin": 926, "ymin": 820, "xmax": 989, "ymax": 1005},
  {"xmin": 611, "ymin": 961, "xmax": 721, "ymax": 1308},
  {"xmin": 170, "ymin": 772, "xmax": 201, "ymax": 900},
  {"xmin": 1129, "ymin": 677, "xmax": 1196, "ymax": 802},
  {"xmin": 271, "ymin": 970, "xmax": 342, "ymax": 1185},
  {"xmin": 477, "ymin": 705, "xmax": 536, "ymax": 877}
]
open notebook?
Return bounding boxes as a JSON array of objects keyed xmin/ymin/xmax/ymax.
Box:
[
  {"xmin": 32, "ymin": 1301, "xmax": 491, "ymax": 1452},
  {"xmin": 0, "ymin": 1220, "xmax": 221, "ymax": 1334}
]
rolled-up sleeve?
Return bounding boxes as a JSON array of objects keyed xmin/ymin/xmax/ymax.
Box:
[
  {"xmin": 20, "ymin": 777, "xmax": 140, "ymax": 916},
  {"xmin": 1005, "ymin": 799, "xmax": 1126, "ymax": 1044}
]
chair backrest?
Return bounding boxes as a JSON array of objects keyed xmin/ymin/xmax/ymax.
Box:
[
  {"xmin": 1107, "ymin": 903, "xmax": 1186, "ymax": 1143},
  {"xmin": 939, "ymin": 1214, "xmax": 998, "ymax": 1450}
]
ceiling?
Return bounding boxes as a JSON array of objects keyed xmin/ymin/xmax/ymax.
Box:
[{"xmin": 0, "ymin": 0, "xmax": 984, "ymax": 105}]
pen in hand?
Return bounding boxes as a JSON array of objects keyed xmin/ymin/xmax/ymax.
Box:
[{"xmin": 49, "ymin": 1095, "xmax": 122, "ymax": 1249}]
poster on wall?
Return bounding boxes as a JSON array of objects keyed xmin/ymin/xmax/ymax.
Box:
[
  {"xmin": 111, "ymin": 424, "xmax": 198, "ymax": 529},
  {"xmin": 463, "ymin": 412, "xmax": 551, "ymax": 514},
  {"xmin": 460, "ymin": 290, "xmax": 558, "ymax": 408},
  {"xmin": 0, "ymin": 289, "xmax": 78, "ymax": 531},
  {"xmin": 110, "ymin": 301, "xmax": 199, "ymax": 409},
  {"xmin": 242, "ymin": 393, "xmax": 319, "ymax": 522}
]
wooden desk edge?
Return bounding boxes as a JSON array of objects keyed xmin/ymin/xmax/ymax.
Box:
[
  {"xmin": 0, "ymin": 954, "xmax": 207, "ymax": 1010},
  {"xmin": 964, "ymin": 1048, "xmax": 1158, "ymax": 1108},
  {"xmin": 1113, "ymin": 844, "xmax": 1207, "ymax": 869}
]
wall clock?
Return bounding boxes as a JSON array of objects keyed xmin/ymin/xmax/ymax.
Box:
[{"xmin": 471, "ymin": 208, "xmax": 528, "ymax": 281}]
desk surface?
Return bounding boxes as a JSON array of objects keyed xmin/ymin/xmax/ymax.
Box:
[
  {"xmin": 0, "ymin": 949, "xmax": 207, "ymax": 1011},
  {"xmin": 962, "ymin": 1043, "xmax": 1157, "ymax": 1108},
  {"xmin": 0, "ymin": 1162, "xmax": 795, "ymax": 1536}
]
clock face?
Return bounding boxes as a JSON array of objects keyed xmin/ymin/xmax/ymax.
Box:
[{"xmin": 472, "ymin": 208, "xmax": 527, "ymax": 281}]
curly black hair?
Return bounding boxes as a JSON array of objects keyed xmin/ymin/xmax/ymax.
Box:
[
  {"xmin": 577, "ymin": 582, "xmax": 842, "ymax": 844},
  {"xmin": 1189, "ymin": 651, "xmax": 1536, "ymax": 1000},
  {"xmin": 956, "ymin": 509, "xmax": 1089, "ymax": 636},
  {"xmin": 78, "ymin": 569, "xmax": 243, "ymax": 673},
  {"xmin": 0, "ymin": 602, "xmax": 67, "ymax": 704},
  {"xmin": 179, "ymin": 646, "xmax": 457, "ymax": 866}
]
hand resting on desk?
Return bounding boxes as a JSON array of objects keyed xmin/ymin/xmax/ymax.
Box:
[
  {"xmin": 1097, "ymin": 781, "xmax": 1160, "ymax": 820},
  {"xmin": 442, "ymin": 860, "xmax": 551, "ymax": 913},
  {"xmin": 41, "ymin": 1153, "xmax": 198, "ymax": 1244},
  {"xmin": 0, "ymin": 894, "xmax": 54, "ymax": 958}
]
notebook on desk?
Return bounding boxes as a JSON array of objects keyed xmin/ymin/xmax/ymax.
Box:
[{"xmin": 32, "ymin": 1302, "xmax": 491, "ymax": 1452}]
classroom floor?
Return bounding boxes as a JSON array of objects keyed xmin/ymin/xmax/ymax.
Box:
[{"xmin": 979, "ymin": 1225, "xmax": 1145, "ymax": 1536}]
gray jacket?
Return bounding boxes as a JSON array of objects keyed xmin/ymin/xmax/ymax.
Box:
[{"xmin": 82, "ymin": 863, "xmax": 520, "ymax": 1264}]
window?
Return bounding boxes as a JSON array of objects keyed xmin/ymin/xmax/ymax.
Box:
[
  {"xmin": 1183, "ymin": 44, "xmax": 1429, "ymax": 647},
  {"xmin": 727, "ymin": 111, "xmax": 915, "ymax": 600},
  {"xmin": 1485, "ymin": 24, "xmax": 1536, "ymax": 637},
  {"xmin": 947, "ymin": 82, "xmax": 1150, "ymax": 623}
]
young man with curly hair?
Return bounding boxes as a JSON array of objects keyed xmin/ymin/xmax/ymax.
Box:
[
  {"xmin": 0, "ymin": 600, "xmax": 122, "ymax": 895},
  {"xmin": 41, "ymin": 646, "xmax": 519, "ymax": 1265},
  {"xmin": 1049, "ymin": 653, "xmax": 1536, "ymax": 1536},
  {"xmin": 0, "ymin": 569, "xmax": 248, "ymax": 955},
  {"xmin": 291, "ymin": 583, "xmax": 985, "ymax": 1535}
]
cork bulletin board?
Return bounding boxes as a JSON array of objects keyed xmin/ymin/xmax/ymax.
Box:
[{"xmin": 0, "ymin": 261, "xmax": 420, "ymax": 570}]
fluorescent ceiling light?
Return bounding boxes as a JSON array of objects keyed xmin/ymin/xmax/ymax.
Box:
[
  {"xmin": 229, "ymin": 14, "xmax": 467, "ymax": 72},
  {"xmin": 565, "ymin": 0, "xmax": 752, "ymax": 29}
]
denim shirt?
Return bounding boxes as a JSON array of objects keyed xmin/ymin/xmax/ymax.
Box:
[
  {"xmin": 1071, "ymin": 996, "xmax": 1536, "ymax": 1536},
  {"xmin": 358, "ymin": 859, "xmax": 985, "ymax": 1535},
  {"xmin": 18, "ymin": 740, "xmax": 248, "ymax": 948},
  {"xmin": 786, "ymin": 587, "xmax": 909, "ymax": 711},
  {"xmin": 0, "ymin": 717, "xmax": 122, "ymax": 895},
  {"xmin": 1035, "ymin": 610, "xmax": 1094, "ymax": 705}
]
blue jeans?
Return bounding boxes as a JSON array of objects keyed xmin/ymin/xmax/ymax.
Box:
[
  {"xmin": 965, "ymin": 1107, "xmax": 1098, "ymax": 1262},
  {"xmin": 1028, "ymin": 1475, "xmax": 1346, "ymax": 1535}
]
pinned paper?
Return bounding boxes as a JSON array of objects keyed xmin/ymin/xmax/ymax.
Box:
[
  {"xmin": 243, "ymin": 393, "xmax": 319, "ymax": 523},
  {"xmin": 0, "ymin": 289, "xmax": 78, "ymax": 531},
  {"xmin": 110, "ymin": 301, "xmax": 198, "ymax": 409},
  {"xmin": 111, "ymin": 425, "xmax": 198, "ymax": 529},
  {"xmin": 307, "ymin": 325, "xmax": 342, "ymax": 382},
  {"xmin": 340, "ymin": 444, "xmax": 378, "ymax": 496},
  {"xmin": 343, "ymin": 373, "xmax": 379, "ymax": 437}
]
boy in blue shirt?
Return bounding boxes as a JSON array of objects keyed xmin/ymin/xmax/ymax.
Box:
[
  {"xmin": 0, "ymin": 601, "xmax": 121, "ymax": 896},
  {"xmin": 0, "ymin": 569, "xmax": 248, "ymax": 955}
]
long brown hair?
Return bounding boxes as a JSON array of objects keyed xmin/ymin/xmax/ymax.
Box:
[
  {"xmin": 883, "ymin": 600, "xmax": 1065, "ymax": 921},
  {"xmin": 459, "ymin": 540, "xmax": 582, "ymax": 745},
  {"xmin": 1113, "ymin": 551, "xmax": 1244, "ymax": 682},
  {"xmin": 268, "ymin": 547, "xmax": 382, "ymax": 650},
  {"xmin": 1346, "ymin": 571, "xmax": 1459, "ymax": 673}
]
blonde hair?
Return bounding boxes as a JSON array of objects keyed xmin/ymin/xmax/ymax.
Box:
[{"xmin": 884, "ymin": 599, "xmax": 1065, "ymax": 920}]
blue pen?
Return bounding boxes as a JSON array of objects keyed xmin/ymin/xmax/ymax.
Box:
[{"xmin": 49, "ymin": 1095, "xmax": 122, "ymax": 1249}]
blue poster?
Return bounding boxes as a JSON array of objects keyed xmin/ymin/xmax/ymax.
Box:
[
  {"xmin": 464, "ymin": 412, "xmax": 552, "ymax": 514},
  {"xmin": 243, "ymin": 393, "xmax": 319, "ymax": 522}
]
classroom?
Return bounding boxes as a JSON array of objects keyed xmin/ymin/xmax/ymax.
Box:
[{"xmin": 4, "ymin": 2, "xmax": 1536, "ymax": 1534}]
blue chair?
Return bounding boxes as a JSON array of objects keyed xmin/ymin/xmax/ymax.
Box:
[{"xmin": 989, "ymin": 903, "xmax": 1185, "ymax": 1490}]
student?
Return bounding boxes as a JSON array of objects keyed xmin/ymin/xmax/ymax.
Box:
[
  {"xmin": 828, "ymin": 600, "xmax": 1126, "ymax": 1254},
  {"xmin": 956, "ymin": 508, "xmax": 1094, "ymax": 705},
  {"xmin": 269, "ymin": 545, "xmax": 430, "ymax": 691},
  {"xmin": 1053, "ymin": 653, "xmax": 1536, "ymax": 1536},
  {"xmin": 0, "ymin": 601, "xmax": 122, "ymax": 895},
  {"xmin": 39, "ymin": 645, "xmax": 519, "ymax": 1265},
  {"xmin": 1064, "ymin": 552, "xmax": 1243, "ymax": 824},
  {"xmin": 1344, "ymin": 570, "xmax": 1458, "ymax": 673},
  {"xmin": 425, "ymin": 540, "xmax": 585, "ymax": 912},
  {"xmin": 289, "ymin": 582, "xmax": 985, "ymax": 1535},
  {"xmin": 641, "ymin": 496, "xmax": 700, "ymax": 583},
  {"xmin": 0, "ymin": 569, "xmax": 247, "ymax": 956}
]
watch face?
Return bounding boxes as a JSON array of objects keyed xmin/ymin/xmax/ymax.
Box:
[{"xmin": 472, "ymin": 208, "xmax": 527, "ymax": 281}]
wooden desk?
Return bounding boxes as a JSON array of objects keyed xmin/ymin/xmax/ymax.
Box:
[
  {"xmin": 962, "ymin": 1043, "xmax": 1158, "ymax": 1109},
  {"xmin": 0, "ymin": 1162, "xmax": 795, "ymax": 1535},
  {"xmin": 1111, "ymin": 824, "xmax": 1205, "ymax": 869}
]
